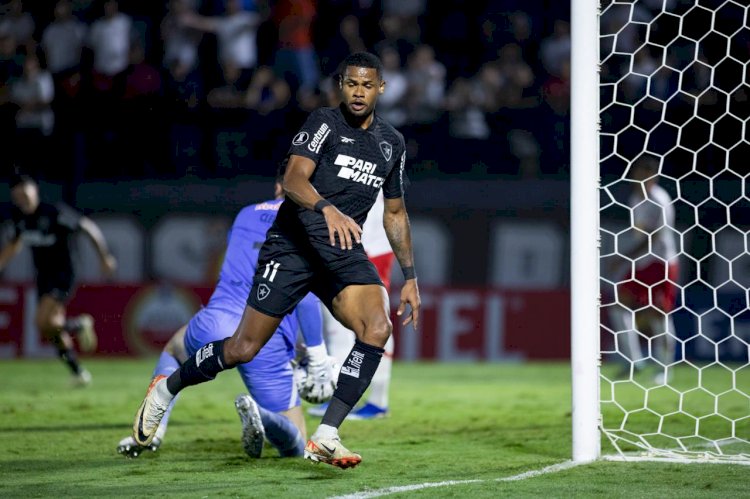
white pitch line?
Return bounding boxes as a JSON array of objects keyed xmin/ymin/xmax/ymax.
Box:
[
  {"xmin": 329, "ymin": 460, "xmax": 580, "ymax": 499},
  {"xmin": 496, "ymin": 460, "xmax": 581, "ymax": 481}
]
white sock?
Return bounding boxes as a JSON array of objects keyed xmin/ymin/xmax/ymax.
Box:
[
  {"xmin": 313, "ymin": 423, "xmax": 339, "ymax": 440},
  {"xmin": 367, "ymin": 334, "xmax": 393, "ymax": 409},
  {"xmin": 608, "ymin": 307, "xmax": 643, "ymax": 364},
  {"xmin": 155, "ymin": 377, "xmax": 174, "ymax": 404},
  {"xmin": 649, "ymin": 314, "xmax": 676, "ymax": 366},
  {"xmin": 323, "ymin": 308, "xmax": 356, "ymax": 367}
]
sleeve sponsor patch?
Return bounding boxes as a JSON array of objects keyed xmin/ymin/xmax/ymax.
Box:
[{"xmin": 307, "ymin": 123, "xmax": 330, "ymax": 153}]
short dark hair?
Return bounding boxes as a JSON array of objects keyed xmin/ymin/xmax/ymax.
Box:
[
  {"xmin": 10, "ymin": 174, "xmax": 36, "ymax": 189},
  {"xmin": 339, "ymin": 52, "xmax": 383, "ymax": 80}
]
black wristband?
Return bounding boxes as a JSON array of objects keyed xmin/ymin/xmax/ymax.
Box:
[
  {"xmin": 314, "ymin": 199, "xmax": 332, "ymax": 213},
  {"xmin": 402, "ymin": 266, "xmax": 416, "ymax": 280}
]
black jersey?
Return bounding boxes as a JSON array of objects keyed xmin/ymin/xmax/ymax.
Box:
[
  {"xmin": 10, "ymin": 202, "xmax": 82, "ymax": 278},
  {"xmin": 274, "ymin": 105, "xmax": 407, "ymax": 241}
]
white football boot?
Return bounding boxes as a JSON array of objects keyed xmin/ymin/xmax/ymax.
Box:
[
  {"xmin": 133, "ymin": 375, "xmax": 171, "ymax": 446},
  {"xmin": 71, "ymin": 368, "xmax": 93, "ymax": 388},
  {"xmin": 75, "ymin": 314, "xmax": 98, "ymax": 353},
  {"xmin": 304, "ymin": 434, "xmax": 362, "ymax": 469},
  {"xmin": 235, "ymin": 394, "xmax": 266, "ymax": 458}
]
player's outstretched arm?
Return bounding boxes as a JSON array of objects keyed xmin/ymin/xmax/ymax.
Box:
[
  {"xmin": 295, "ymin": 293, "xmax": 324, "ymax": 348},
  {"xmin": 383, "ymin": 196, "xmax": 420, "ymax": 329},
  {"xmin": 283, "ymin": 154, "xmax": 362, "ymax": 250},
  {"xmin": 79, "ymin": 217, "xmax": 117, "ymax": 277},
  {"xmin": 0, "ymin": 237, "xmax": 23, "ymax": 273}
]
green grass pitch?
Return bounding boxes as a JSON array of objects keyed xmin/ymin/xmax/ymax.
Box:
[{"xmin": 1, "ymin": 359, "xmax": 748, "ymax": 498}]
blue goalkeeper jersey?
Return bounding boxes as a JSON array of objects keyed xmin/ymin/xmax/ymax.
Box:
[
  {"xmin": 203, "ymin": 198, "xmax": 322, "ymax": 347},
  {"xmin": 210, "ymin": 198, "xmax": 282, "ymax": 315}
]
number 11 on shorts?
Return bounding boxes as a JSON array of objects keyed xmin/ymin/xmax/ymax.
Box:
[{"xmin": 263, "ymin": 261, "xmax": 281, "ymax": 282}]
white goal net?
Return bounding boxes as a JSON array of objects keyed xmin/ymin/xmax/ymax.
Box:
[{"xmin": 598, "ymin": 0, "xmax": 750, "ymax": 463}]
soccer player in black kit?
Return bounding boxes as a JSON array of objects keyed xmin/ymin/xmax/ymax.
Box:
[
  {"xmin": 0, "ymin": 175, "xmax": 117, "ymax": 386},
  {"xmin": 132, "ymin": 52, "xmax": 421, "ymax": 469}
]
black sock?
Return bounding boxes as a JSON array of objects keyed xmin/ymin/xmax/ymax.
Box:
[
  {"xmin": 322, "ymin": 340, "xmax": 384, "ymax": 429},
  {"xmin": 54, "ymin": 338, "xmax": 82, "ymax": 375},
  {"xmin": 59, "ymin": 349, "xmax": 82, "ymax": 375},
  {"xmin": 166, "ymin": 339, "xmax": 230, "ymax": 395}
]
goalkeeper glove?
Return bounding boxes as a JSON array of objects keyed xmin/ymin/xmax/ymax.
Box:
[{"xmin": 298, "ymin": 344, "xmax": 337, "ymax": 404}]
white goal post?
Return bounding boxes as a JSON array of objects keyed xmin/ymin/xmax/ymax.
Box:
[
  {"xmin": 572, "ymin": 0, "xmax": 750, "ymax": 464},
  {"xmin": 571, "ymin": 0, "xmax": 601, "ymax": 464}
]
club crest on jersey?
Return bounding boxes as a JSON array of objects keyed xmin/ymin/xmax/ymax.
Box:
[
  {"xmin": 257, "ymin": 283, "xmax": 271, "ymax": 301},
  {"xmin": 379, "ymin": 141, "xmax": 392, "ymax": 161},
  {"xmin": 292, "ymin": 131, "xmax": 309, "ymax": 145}
]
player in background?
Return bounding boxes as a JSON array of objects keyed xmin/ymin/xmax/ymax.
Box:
[
  {"xmin": 608, "ymin": 155, "xmax": 679, "ymax": 384},
  {"xmin": 118, "ymin": 178, "xmax": 336, "ymax": 459},
  {"xmin": 0, "ymin": 175, "xmax": 117, "ymax": 386},
  {"xmin": 310, "ymin": 191, "xmax": 395, "ymax": 419},
  {"xmin": 131, "ymin": 52, "xmax": 420, "ymax": 469}
]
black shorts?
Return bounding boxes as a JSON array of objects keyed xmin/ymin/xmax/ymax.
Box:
[
  {"xmin": 36, "ymin": 270, "xmax": 75, "ymax": 303},
  {"xmin": 247, "ymin": 231, "xmax": 383, "ymax": 318}
]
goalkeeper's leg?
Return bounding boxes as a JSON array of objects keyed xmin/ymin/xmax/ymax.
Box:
[
  {"xmin": 236, "ymin": 344, "xmax": 306, "ymax": 458},
  {"xmin": 133, "ymin": 307, "xmax": 280, "ymax": 446}
]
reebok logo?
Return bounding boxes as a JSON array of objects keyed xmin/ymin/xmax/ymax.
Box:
[
  {"xmin": 308, "ymin": 123, "xmax": 330, "ymax": 153},
  {"xmin": 340, "ymin": 136, "xmax": 355, "ymax": 143},
  {"xmin": 340, "ymin": 350, "xmax": 365, "ymax": 378},
  {"xmin": 196, "ymin": 343, "xmax": 214, "ymax": 366},
  {"xmin": 334, "ymin": 154, "xmax": 384, "ymax": 189}
]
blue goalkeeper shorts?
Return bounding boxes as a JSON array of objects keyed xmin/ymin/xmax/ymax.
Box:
[{"xmin": 184, "ymin": 307, "xmax": 300, "ymax": 413}]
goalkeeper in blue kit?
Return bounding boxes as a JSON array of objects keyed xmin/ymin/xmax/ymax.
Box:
[{"xmin": 118, "ymin": 180, "xmax": 337, "ymax": 459}]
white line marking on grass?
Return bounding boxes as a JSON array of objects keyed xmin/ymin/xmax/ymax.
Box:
[
  {"xmin": 603, "ymin": 454, "xmax": 750, "ymax": 466},
  {"xmin": 329, "ymin": 460, "xmax": 580, "ymax": 499},
  {"xmin": 496, "ymin": 460, "xmax": 580, "ymax": 481}
]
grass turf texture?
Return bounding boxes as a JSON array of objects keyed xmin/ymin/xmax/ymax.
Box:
[{"xmin": 1, "ymin": 360, "xmax": 747, "ymax": 498}]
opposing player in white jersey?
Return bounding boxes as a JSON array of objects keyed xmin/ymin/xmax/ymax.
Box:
[
  {"xmin": 608, "ymin": 155, "xmax": 679, "ymax": 384},
  {"xmin": 311, "ymin": 191, "xmax": 396, "ymax": 419},
  {"xmin": 118, "ymin": 179, "xmax": 336, "ymax": 458}
]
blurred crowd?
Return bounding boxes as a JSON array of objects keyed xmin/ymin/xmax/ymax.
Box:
[
  {"xmin": 599, "ymin": 0, "xmax": 750, "ymax": 185},
  {"xmin": 0, "ymin": 0, "xmax": 571, "ymax": 187}
]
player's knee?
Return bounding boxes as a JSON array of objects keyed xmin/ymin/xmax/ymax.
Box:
[
  {"xmin": 36, "ymin": 315, "xmax": 62, "ymax": 337},
  {"xmin": 165, "ymin": 326, "xmax": 188, "ymax": 362},
  {"xmin": 362, "ymin": 315, "xmax": 392, "ymax": 348},
  {"xmin": 224, "ymin": 336, "xmax": 261, "ymax": 365}
]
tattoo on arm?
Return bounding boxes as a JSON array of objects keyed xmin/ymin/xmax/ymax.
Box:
[{"xmin": 383, "ymin": 208, "xmax": 414, "ymax": 271}]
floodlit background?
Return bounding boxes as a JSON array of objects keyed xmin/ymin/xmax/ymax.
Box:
[{"xmin": 0, "ymin": 0, "xmax": 572, "ymax": 360}]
